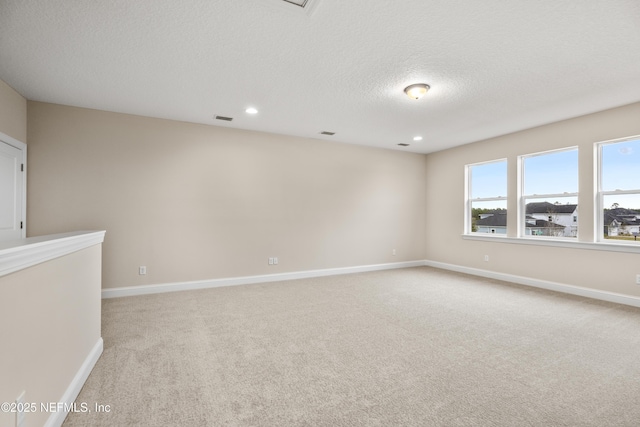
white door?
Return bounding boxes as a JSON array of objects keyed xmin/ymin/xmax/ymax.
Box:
[{"xmin": 0, "ymin": 136, "xmax": 25, "ymax": 241}]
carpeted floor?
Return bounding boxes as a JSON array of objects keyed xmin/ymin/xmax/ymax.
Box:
[{"xmin": 63, "ymin": 267, "xmax": 640, "ymax": 426}]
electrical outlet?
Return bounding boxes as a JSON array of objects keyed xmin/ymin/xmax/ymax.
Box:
[
  {"xmin": 139, "ymin": 266, "xmax": 147, "ymax": 275},
  {"xmin": 392, "ymin": 249, "xmax": 396, "ymax": 256},
  {"xmin": 16, "ymin": 391, "xmax": 25, "ymax": 427},
  {"xmin": 636, "ymin": 274, "xmax": 640, "ymax": 285},
  {"xmin": 484, "ymin": 255, "xmax": 489, "ymax": 262},
  {"xmin": 268, "ymin": 258, "xmax": 274, "ymax": 265},
  {"xmin": 273, "ymin": 257, "xmax": 278, "ymax": 265}
]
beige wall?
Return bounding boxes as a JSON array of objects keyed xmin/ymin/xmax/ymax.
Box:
[
  {"xmin": 27, "ymin": 102, "xmax": 428, "ymax": 289},
  {"xmin": 425, "ymin": 102, "xmax": 640, "ymax": 297},
  {"xmin": 0, "ymin": 78, "xmax": 27, "ymax": 142},
  {"xmin": 0, "ymin": 245, "xmax": 102, "ymax": 427},
  {"xmin": 25, "ymin": 97, "xmax": 639, "ymax": 298}
]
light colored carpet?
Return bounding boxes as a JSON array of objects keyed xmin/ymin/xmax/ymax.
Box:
[{"xmin": 63, "ymin": 267, "xmax": 640, "ymax": 426}]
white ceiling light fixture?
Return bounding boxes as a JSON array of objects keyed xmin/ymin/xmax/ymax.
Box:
[
  {"xmin": 404, "ymin": 83, "xmax": 430, "ymax": 100},
  {"xmin": 245, "ymin": 107, "xmax": 258, "ymax": 114},
  {"xmin": 413, "ymin": 136, "xmax": 423, "ymax": 141}
]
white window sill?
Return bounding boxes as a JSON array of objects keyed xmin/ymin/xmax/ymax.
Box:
[{"xmin": 462, "ymin": 233, "xmax": 640, "ymax": 254}]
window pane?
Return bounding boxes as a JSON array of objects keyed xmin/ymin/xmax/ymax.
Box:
[
  {"xmin": 524, "ymin": 197, "xmax": 578, "ymax": 237},
  {"xmin": 602, "ymin": 194, "xmax": 640, "ymax": 243},
  {"xmin": 470, "ymin": 161, "xmax": 507, "ymax": 199},
  {"xmin": 523, "ymin": 149, "xmax": 578, "ymax": 195},
  {"xmin": 602, "ymin": 138, "xmax": 640, "ymax": 192},
  {"xmin": 472, "ymin": 201, "xmax": 507, "ymax": 234}
]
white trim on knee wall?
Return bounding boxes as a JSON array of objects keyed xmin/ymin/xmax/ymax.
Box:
[{"xmin": 44, "ymin": 338, "xmax": 103, "ymax": 427}]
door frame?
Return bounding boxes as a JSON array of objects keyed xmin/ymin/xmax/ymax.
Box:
[{"xmin": 0, "ymin": 131, "xmax": 27, "ymax": 239}]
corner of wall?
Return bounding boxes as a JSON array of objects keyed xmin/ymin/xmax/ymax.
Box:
[{"xmin": 0, "ymin": 78, "xmax": 27, "ymax": 143}]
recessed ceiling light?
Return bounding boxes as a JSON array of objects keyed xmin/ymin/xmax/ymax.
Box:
[
  {"xmin": 245, "ymin": 107, "xmax": 258, "ymax": 114},
  {"xmin": 404, "ymin": 83, "xmax": 430, "ymax": 100},
  {"xmin": 413, "ymin": 136, "xmax": 423, "ymax": 141}
]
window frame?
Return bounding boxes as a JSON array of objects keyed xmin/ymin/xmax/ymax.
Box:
[
  {"xmin": 518, "ymin": 147, "xmax": 579, "ymax": 240},
  {"xmin": 595, "ymin": 135, "xmax": 640, "ymax": 245},
  {"xmin": 464, "ymin": 159, "xmax": 507, "ymax": 236}
]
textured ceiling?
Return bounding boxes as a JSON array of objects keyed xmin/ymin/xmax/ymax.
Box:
[{"xmin": 1, "ymin": 0, "xmax": 639, "ymax": 154}]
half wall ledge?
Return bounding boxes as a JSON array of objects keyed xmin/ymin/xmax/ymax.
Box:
[{"xmin": 0, "ymin": 230, "xmax": 106, "ymax": 277}]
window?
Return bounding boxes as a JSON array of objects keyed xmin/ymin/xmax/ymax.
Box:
[
  {"xmin": 466, "ymin": 160, "xmax": 507, "ymax": 235},
  {"xmin": 519, "ymin": 148, "xmax": 578, "ymax": 238},
  {"xmin": 597, "ymin": 136, "xmax": 640, "ymax": 244}
]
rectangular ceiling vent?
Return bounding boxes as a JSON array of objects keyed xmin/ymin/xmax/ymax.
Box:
[
  {"xmin": 269, "ymin": 0, "xmax": 320, "ymax": 15},
  {"xmin": 320, "ymin": 131, "xmax": 335, "ymax": 136},
  {"xmin": 215, "ymin": 115, "xmax": 233, "ymax": 121},
  {"xmin": 282, "ymin": 0, "xmax": 310, "ymax": 8},
  {"xmin": 397, "ymin": 143, "xmax": 410, "ymax": 147}
]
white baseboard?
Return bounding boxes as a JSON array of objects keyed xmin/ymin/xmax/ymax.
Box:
[
  {"xmin": 44, "ymin": 338, "xmax": 104, "ymax": 427},
  {"xmin": 424, "ymin": 260, "xmax": 640, "ymax": 308},
  {"xmin": 102, "ymin": 259, "xmax": 640, "ymax": 308},
  {"xmin": 102, "ymin": 260, "xmax": 426, "ymax": 299}
]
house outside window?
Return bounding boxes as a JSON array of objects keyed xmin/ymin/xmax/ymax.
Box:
[
  {"xmin": 465, "ymin": 160, "xmax": 507, "ymax": 235},
  {"xmin": 519, "ymin": 148, "xmax": 578, "ymax": 238},
  {"xmin": 597, "ymin": 136, "xmax": 640, "ymax": 243}
]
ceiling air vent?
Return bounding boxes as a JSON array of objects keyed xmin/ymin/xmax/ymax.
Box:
[
  {"xmin": 282, "ymin": 0, "xmax": 310, "ymax": 8},
  {"xmin": 398, "ymin": 143, "xmax": 410, "ymax": 147},
  {"xmin": 320, "ymin": 131, "xmax": 335, "ymax": 136},
  {"xmin": 215, "ymin": 115, "xmax": 233, "ymax": 121},
  {"xmin": 273, "ymin": 0, "xmax": 319, "ymax": 15}
]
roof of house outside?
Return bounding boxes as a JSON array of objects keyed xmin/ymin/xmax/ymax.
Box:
[
  {"xmin": 476, "ymin": 213, "xmax": 507, "ymax": 227},
  {"xmin": 604, "ymin": 208, "xmax": 640, "ymax": 227},
  {"xmin": 476, "ymin": 212, "xmax": 563, "ymax": 229},
  {"xmin": 526, "ymin": 202, "xmax": 577, "ymax": 214}
]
